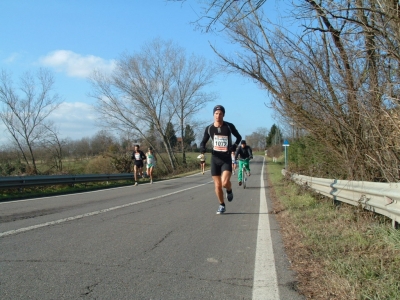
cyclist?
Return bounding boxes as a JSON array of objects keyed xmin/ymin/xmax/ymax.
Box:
[
  {"xmin": 131, "ymin": 144, "xmax": 146, "ymax": 186},
  {"xmin": 235, "ymin": 140, "xmax": 253, "ymax": 186},
  {"xmin": 200, "ymin": 105, "xmax": 242, "ymax": 214}
]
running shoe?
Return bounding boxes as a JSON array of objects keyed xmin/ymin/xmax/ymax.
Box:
[
  {"xmin": 134, "ymin": 182, "xmax": 138, "ymax": 186},
  {"xmin": 226, "ymin": 190, "xmax": 233, "ymax": 202},
  {"xmin": 216, "ymin": 205, "xmax": 226, "ymax": 214},
  {"xmin": 238, "ymin": 181, "xmax": 242, "ymax": 186},
  {"xmin": 150, "ymin": 180, "xmax": 153, "ymax": 184}
]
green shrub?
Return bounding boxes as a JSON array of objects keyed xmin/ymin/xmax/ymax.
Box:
[
  {"xmin": 84, "ymin": 156, "xmax": 117, "ymax": 174},
  {"xmin": 288, "ymin": 135, "xmax": 347, "ymax": 179}
]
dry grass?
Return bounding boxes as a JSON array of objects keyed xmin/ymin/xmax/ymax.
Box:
[{"xmin": 266, "ymin": 160, "xmax": 400, "ymax": 300}]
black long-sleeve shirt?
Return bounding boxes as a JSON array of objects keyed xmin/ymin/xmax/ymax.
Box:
[
  {"xmin": 199, "ymin": 121, "xmax": 242, "ymax": 159},
  {"xmin": 235, "ymin": 145, "xmax": 253, "ymax": 160}
]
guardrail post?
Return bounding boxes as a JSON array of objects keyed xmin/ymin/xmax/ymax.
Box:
[
  {"xmin": 393, "ymin": 219, "xmax": 399, "ymax": 230},
  {"xmin": 330, "ymin": 179, "xmax": 340, "ymax": 207}
]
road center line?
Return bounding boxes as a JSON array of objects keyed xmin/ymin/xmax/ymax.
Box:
[
  {"xmin": 252, "ymin": 158, "xmax": 280, "ymax": 299},
  {"xmin": 0, "ymin": 181, "xmax": 211, "ymax": 238}
]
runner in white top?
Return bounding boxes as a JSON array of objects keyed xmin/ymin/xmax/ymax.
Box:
[
  {"xmin": 231, "ymin": 150, "xmax": 237, "ymax": 175},
  {"xmin": 197, "ymin": 153, "xmax": 206, "ymax": 174}
]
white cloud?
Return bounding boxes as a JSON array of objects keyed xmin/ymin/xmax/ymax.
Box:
[
  {"xmin": 0, "ymin": 102, "xmax": 101, "ymax": 146},
  {"xmin": 48, "ymin": 102, "xmax": 100, "ymax": 139},
  {"xmin": 3, "ymin": 52, "xmax": 20, "ymax": 63},
  {"xmin": 39, "ymin": 50, "xmax": 116, "ymax": 78}
]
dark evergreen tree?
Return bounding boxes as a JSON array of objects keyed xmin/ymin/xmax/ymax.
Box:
[
  {"xmin": 165, "ymin": 122, "xmax": 177, "ymax": 149},
  {"xmin": 183, "ymin": 124, "xmax": 196, "ymax": 150},
  {"xmin": 266, "ymin": 124, "xmax": 282, "ymax": 147}
]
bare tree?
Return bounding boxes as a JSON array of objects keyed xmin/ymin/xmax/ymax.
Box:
[
  {"xmin": 72, "ymin": 137, "xmax": 92, "ymax": 159},
  {"xmin": 245, "ymin": 127, "xmax": 268, "ymax": 150},
  {"xmin": 0, "ymin": 69, "xmax": 62, "ymax": 174},
  {"xmin": 168, "ymin": 52, "xmax": 217, "ymax": 164},
  {"xmin": 168, "ymin": 0, "xmax": 267, "ymax": 32},
  {"xmin": 40, "ymin": 124, "xmax": 65, "ymax": 173},
  {"xmin": 90, "ymin": 38, "xmax": 216, "ymax": 171},
  {"xmin": 90, "ymin": 130, "xmax": 116, "ymax": 155},
  {"xmin": 90, "ymin": 40, "xmax": 175, "ymax": 170},
  {"xmin": 189, "ymin": 0, "xmax": 400, "ymax": 181}
]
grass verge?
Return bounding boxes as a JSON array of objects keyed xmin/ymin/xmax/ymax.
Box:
[
  {"xmin": 266, "ymin": 159, "xmax": 400, "ymax": 300},
  {"xmin": 0, "ymin": 159, "xmax": 206, "ymax": 202}
]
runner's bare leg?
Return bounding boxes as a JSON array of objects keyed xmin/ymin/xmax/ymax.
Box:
[{"xmin": 212, "ymin": 176, "xmax": 224, "ymax": 204}]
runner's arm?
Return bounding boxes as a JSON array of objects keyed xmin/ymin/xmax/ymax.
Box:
[
  {"xmin": 229, "ymin": 123, "xmax": 242, "ymax": 151},
  {"xmin": 199, "ymin": 126, "xmax": 210, "ymax": 153}
]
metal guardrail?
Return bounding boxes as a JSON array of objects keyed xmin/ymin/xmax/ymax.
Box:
[
  {"xmin": 282, "ymin": 170, "xmax": 400, "ymax": 228},
  {"xmin": 0, "ymin": 174, "xmax": 133, "ymax": 188}
]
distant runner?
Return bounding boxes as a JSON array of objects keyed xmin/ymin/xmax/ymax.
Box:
[
  {"xmin": 131, "ymin": 144, "xmax": 146, "ymax": 186},
  {"xmin": 197, "ymin": 152, "xmax": 206, "ymax": 174},
  {"xmin": 231, "ymin": 150, "xmax": 237, "ymax": 175},
  {"xmin": 146, "ymin": 147, "xmax": 157, "ymax": 184}
]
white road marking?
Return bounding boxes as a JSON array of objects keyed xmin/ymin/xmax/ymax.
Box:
[
  {"xmin": 252, "ymin": 158, "xmax": 280, "ymax": 299},
  {"xmin": 0, "ymin": 184, "xmax": 133, "ymax": 205},
  {"xmin": 0, "ymin": 181, "xmax": 211, "ymax": 238},
  {"xmin": 0, "ymin": 174, "xmax": 208, "ymax": 205}
]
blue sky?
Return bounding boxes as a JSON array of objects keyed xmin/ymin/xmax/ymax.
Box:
[{"xmin": 0, "ymin": 0, "xmax": 277, "ymax": 145}]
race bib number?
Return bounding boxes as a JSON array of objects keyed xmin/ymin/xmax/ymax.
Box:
[
  {"xmin": 135, "ymin": 153, "xmax": 141, "ymax": 160},
  {"xmin": 213, "ymin": 135, "xmax": 228, "ymax": 152}
]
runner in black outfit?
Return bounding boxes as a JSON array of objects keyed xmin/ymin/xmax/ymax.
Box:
[
  {"xmin": 200, "ymin": 105, "xmax": 242, "ymax": 214},
  {"xmin": 131, "ymin": 144, "xmax": 146, "ymax": 186}
]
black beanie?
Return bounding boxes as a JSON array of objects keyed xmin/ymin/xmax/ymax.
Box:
[{"xmin": 213, "ymin": 105, "xmax": 225, "ymax": 115}]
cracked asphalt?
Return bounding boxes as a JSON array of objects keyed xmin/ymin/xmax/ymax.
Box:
[{"xmin": 0, "ymin": 157, "xmax": 303, "ymax": 300}]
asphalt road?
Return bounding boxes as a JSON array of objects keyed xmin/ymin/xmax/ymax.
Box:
[{"xmin": 0, "ymin": 156, "xmax": 304, "ymax": 300}]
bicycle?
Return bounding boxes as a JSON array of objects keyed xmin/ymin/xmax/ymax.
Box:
[{"xmin": 237, "ymin": 157, "xmax": 251, "ymax": 189}]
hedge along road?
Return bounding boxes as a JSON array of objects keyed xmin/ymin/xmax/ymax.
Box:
[{"xmin": 0, "ymin": 156, "xmax": 303, "ymax": 300}]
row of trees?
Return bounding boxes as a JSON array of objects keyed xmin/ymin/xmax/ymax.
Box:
[
  {"xmin": 191, "ymin": 0, "xmax": 400, "ymax": 182},
  {"xmin": 0, "ymin": 124, "xmax": 198, "ymax": 176},
  {"xmin": 0, "ymin": 38, "xmax": 219, "ymax": 174},
  {"xmin": 0, "ymin": 56, "xmax": 281, "ymax": 175},
  {"xmin": 0, "ymin": 123, "xmax": 275, "ymax": 176},
  {"xmin": 0, "ymin": 118, "xmax": 277, "ymax": 177}
]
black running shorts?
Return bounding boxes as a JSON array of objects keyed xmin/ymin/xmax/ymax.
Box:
[
  {"xmin": 211, "ymin": 154, "xmax": 232, "ymax": 176},
  {"xmin": 134, "ymin": 161, "xmax": 144, "ymax": 168}
]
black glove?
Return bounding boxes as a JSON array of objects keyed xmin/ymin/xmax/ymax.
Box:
[
  {"xmin": 200, "ymin": 147, "xmax": 206, "ymax": 154},
  {"xmin": 250, "ymin": 156, "xmax": 253, "ymax": 160}
]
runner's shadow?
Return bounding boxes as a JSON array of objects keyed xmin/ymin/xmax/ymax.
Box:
[
  {"xmin": 239, "ymin": 186, "xmax": 260, "ymax": 189},
  {"xmin": 222, "ymin": 212, "xmax": 270, "ymax": 215}
]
